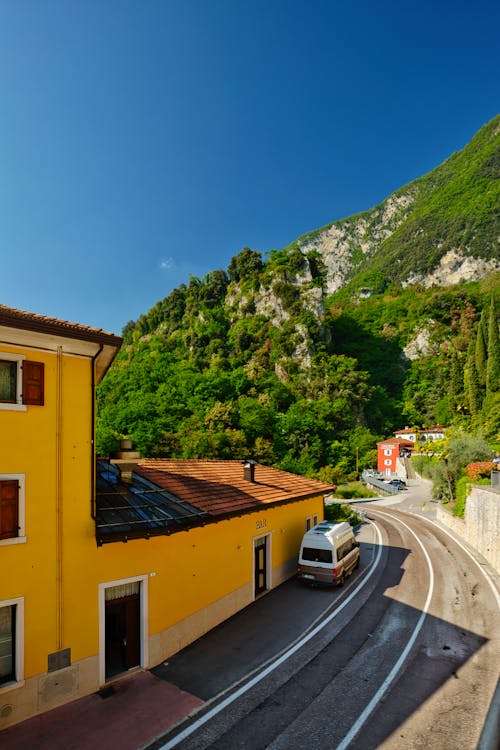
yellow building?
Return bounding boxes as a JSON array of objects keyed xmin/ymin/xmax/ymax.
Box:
[{"xmin": 0, "ymin": 305, "xmax": 333, "ymax": 729}]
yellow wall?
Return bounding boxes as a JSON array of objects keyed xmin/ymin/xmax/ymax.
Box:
[
  {"xmin": 1, "ymin": 337, "xmax": 325, "ymax": 726},
  {"xmin": 91, "ymin": 495, "xmax": 323, "ymax": 646},
  {"xmin": 1, "ymin": 345, "xmax": 93, "ymax": 679},
  {"xmin": 60, "ymin": 492, "xmax": 323, "ymax": 665}
]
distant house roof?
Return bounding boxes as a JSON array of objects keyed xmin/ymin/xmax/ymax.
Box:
[
  {"xmin": 378, "ymin": 437, "xmax": 415, "ymax": 447},
  {"xmin": 95, "ymin": 459, "xmax": 334, "ymax": 544},
  {"xmin": 394, "ymin": 426, "xmax": 447, "ymax": 436}
]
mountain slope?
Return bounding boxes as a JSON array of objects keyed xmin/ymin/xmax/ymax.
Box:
[
  {"xmin": 291, "ymin": 114, "xmax": 500, "ymax": 294},
  {"xmin": 97, "ymin": 117, "xmax": 500, "ymax": 476}
]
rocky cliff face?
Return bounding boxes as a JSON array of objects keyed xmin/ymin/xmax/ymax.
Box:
[
  {"xmin": 296, "ymin": 190, "xmax": 418, "ymax": 294},
  {"xmin": 287, "ymin": 114, "xmax": 500, "ymax": 293},
  {"xmin": 403, "ymin": 249, "xmax": 499, "ymax": 288}
]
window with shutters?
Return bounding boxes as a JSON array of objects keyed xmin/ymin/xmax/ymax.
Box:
[
  {"xmin": 0, "ymin": 476, "xmax": 25, "ymax": 546},
  {"xmin": 0, "ymin": 353, "xmax": 44, "ymax": 410},
  {"xmin": 0, "ymin": 598, "xmax": 24, "ymax": 689}
]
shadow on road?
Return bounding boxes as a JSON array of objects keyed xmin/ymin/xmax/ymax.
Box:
[{"xmin": 151, "ymin": 529, "xmax": 490, "ymax": 750}]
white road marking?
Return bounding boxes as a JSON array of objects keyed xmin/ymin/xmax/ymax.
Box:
[
  {"xmin": 335, "ymin": 511, "xmax": 435, "ymax": 750},
  {"xmin": 156, "ymin": 522, "xmax": 384, "ymax": 750},
  {"xmin": 411, "ymin": 513, "xmax": 500, "ymax": 610}
]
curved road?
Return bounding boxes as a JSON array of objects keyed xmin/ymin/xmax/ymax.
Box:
[{"xmin": 151, "ymin": 486, "xmax": 500, "ymax": 750}]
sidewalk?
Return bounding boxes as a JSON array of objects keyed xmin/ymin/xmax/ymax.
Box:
[
  {"xmin": 0, "ymin": 671, "xmax": 203, "ymax": 750},
  {"xmin": 0, "ymin": 547, "xmax": 370, "ymax": 750}
]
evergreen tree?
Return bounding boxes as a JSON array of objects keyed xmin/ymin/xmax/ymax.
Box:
[
  {"xmin": 449, "ymin": 351, "xmax": 464, "ymax": 413},
  {"xmin": 486, "ymin": 296, "xmax": 500, "ymax": 393},
  {"xmin": 466, "ymin": 336, "xmax": 482, "ymax": 414},
  {"xmin": 475, "ymin": 308, "xmax": 488, "ymax": 385}
]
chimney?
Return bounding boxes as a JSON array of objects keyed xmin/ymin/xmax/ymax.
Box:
[
  {"xmin": 110, "ymin": 439, "xmax": 141, "ymax": 483},
  {"xmin": 243, "ymin": 459, "xmax": 257, "ymax": 483}
]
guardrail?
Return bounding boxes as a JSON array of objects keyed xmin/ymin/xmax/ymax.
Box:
[{"xmin": 361, "ymin": 471, "xmax": 400, "ymax": 495}]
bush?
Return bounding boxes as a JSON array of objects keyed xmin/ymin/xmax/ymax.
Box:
[
  {"xmin": 465, "ymin": 461, "xmax": 495, "ymax": 480},
  {"xmin": 331, "ymin": 481, "xmax": 377, "ymax": 499},
  {"xmin": 325, "ymin": 503, "xmax": 364, "ymax": 526},
  {"xmin": 453, "ymin": 474, "xmax": 491, "ymax": 517},
  {"xmin": 453, "ymin": 476, "xmax": 470, "ymax": 517}
]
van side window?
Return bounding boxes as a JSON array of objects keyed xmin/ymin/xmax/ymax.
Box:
[
  {"xmin": 302, "ymin": 547, "xmax": 333, "ymax": 564},
  {"xmin": 336, "ymin": 539, "xmax": 354, "ymax": 561}
]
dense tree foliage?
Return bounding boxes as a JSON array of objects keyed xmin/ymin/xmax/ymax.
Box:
[
  {"xmin": 97, "ymin": 115, "xmax": 499, "ymax": 482},
  {"xmin": 97, "ymin": 235, "xmax": 499, "ymax": 485}
]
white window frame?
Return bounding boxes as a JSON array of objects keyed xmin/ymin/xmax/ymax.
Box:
[
  {"xmin": 384, "ymin": 459, "xmax": 392, "ymax": 467},
  {"xmin": 98, "ymin": 574, "xmax": 148, "ymax": 685},
  {"xmin": 383, "ymin": 448, "xmax": 392, "ymax": 456},
  {"xmin": 0, "ymin": 597, "xmax": 25, "ymax": 693},
  {"xmin": 0, "ymin": 474, "xmax": 26, "ymax": 546},
  {"xmin": 0, "ymin": 353, "xmax": 26, "ymax": 412}
]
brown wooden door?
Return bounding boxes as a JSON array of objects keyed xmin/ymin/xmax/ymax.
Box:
[
  {"xmin": 124, "ymin": 594, "xmax": 140, "ymax": 669},
  {"xmin": 254, "ymin": 536, "xmax": 267, "ymax": 596},
  {"xmin": 105, "ymin": 594, "xmax": 140, "ymax": 678}
]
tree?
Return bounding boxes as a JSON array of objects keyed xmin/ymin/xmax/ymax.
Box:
[
  {"xmin": 227, "ymin": 248, "xmax": 263, "ymax": 283},
  {"xmin": 121, "ymin": 320, "xmax": 137, "ymax": 342},
  {"xmin": 449, "ymin": 351, "xmax": 464, "ymax": 414},
  {"xmin": 467, "ymin": 348, "xmax": 482, "ymax": 415},
  {"xmin": 475, "ymin": 308, "xmax": 488, "ymax": 385},
  {"xmin": 486, "ymin": 296, "xmax": 500, "ymax": 393},
  {"xmin": 445, "ymin": 434, "xmax": 492, "ymax": 482}
]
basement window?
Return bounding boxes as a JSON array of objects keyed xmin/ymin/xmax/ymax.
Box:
[{"xmin": 0, "ymin": 354, "xmax": 44, "ymax": 411}]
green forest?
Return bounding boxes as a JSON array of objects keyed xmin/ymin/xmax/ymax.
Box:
[
  {"xmin": 96, "ymin": 115, "xmax": 500, "ymax": 502},
  {"xmin": 96, "ymin": 265, "xmax": 500, "ymax": 484}
]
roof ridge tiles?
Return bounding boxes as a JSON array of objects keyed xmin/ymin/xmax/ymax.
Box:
[{"xmin": 0, "ymin": 303, "xmax": 121, "ymax": 343}]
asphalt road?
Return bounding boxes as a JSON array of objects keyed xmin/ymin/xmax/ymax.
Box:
[{"xmin": 148, "ymin": 480, "xmax": 500, "ymax": 750}]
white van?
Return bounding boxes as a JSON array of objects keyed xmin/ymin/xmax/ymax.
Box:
[{"xmin": 297, "ymin": 521, "xmax": 360, "ymax": 586}]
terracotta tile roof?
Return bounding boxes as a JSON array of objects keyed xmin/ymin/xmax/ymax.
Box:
[
  {"xmin": 378, "ymin": 437, "xmax": 415, "ymax": 446},
  {"xmin": 136, "ymin": 459, "xmax": 334, "ymax": 518},
  {"xmin": 0, "ymin": 304, "xmax": 122, "ymax": 345}
]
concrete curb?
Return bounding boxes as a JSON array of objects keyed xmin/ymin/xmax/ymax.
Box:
[{"xmin": 477, "ymin": 676, "xmax": 500, "ymax": 750}]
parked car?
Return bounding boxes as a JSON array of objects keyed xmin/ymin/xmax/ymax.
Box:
[
  {"xmin": 387, "ymin": 478, "xmax": 407, "ymax": 490},
  {"xmin": 297, "ymin": 521, "xmax": 360, "ymax": 586}
]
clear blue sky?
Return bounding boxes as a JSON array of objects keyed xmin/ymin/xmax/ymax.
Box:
[{"xmin": 1, "ymin": 0, "xmax": 498, "ymax": 334}]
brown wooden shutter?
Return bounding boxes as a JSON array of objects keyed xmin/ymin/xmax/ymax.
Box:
[
  {"xmin": 22, "ymin": 360, "xmax": 44, "ymax": 405},
  {"xmin": 0, "ymin": 480, "xmax": 19, "ymax": 539}
]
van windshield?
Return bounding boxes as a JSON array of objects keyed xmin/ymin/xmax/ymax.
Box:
[{"xmin": 302, "ymin": 547, "xmax": 333, "ymax": 563}]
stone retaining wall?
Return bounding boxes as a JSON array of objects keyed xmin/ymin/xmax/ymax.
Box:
[{"xmin": 437, "ymin": 485, "xmax": 500, "ymax": 573}]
